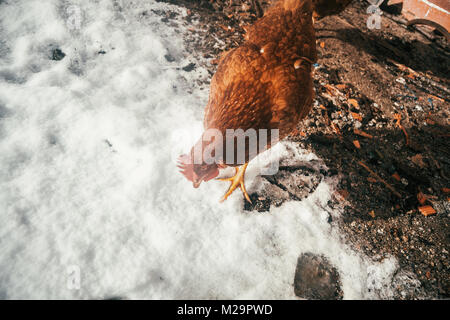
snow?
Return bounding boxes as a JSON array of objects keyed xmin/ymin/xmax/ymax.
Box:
[{"xmin": 0, "ymin": 0, "xmax": 402, "ymax": 299}]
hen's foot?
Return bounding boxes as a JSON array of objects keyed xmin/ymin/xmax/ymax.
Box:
[{"xmin": 217, "ymin": 162, "xmax": 252, "ymax": 204}]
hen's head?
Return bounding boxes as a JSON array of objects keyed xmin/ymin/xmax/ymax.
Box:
[{"xmin": 177, "ymin": 153, "xmax": 219, "ymax": 188}]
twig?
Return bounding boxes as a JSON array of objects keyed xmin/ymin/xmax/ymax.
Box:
[
  {"xmin": 394, "ymin": 113, "xmax": 410, "ymax": 146},
  {"xmin": 358, "ymin": 161, "xmax": 402, "ymax": 198},
  {"xmin": 354, "ymin": 129, "xmax": 373, "ymax": 139}
]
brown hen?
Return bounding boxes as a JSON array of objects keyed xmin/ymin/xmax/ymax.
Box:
[{"xmin": 178, "ymin": 0, "xmax": 317, "ymax": 203}]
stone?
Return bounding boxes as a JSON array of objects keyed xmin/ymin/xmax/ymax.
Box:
[
  {"xmin": 293, "ymin": 253, "xmax": 343, "ymax": 300},
  {"xmin": 51, "ymin": 48, "xmax": 65, "ymax": 61},
  {"xmin": 182, "ymin": 62, "xmax": 196, "ymax": 72}
]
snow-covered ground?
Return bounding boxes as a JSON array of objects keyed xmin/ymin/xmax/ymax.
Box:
[{"xmin": 0, "ymin": 0, "xmax": 402, "ymax": 299}]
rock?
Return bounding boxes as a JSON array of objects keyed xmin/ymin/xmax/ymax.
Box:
[
  {"xmin": 391, "ymin": 269, "xmax": 426, "ymax": 300},
  {"xmin": 245, "ymin": 158, "xmax": 324, "ymax": 211},
  {"xmin": 274, "ymin": 170, "xmax": 321, "ymax": 200},
  {"xmin": 164, "ymin": 53, "xmax": 176, "ymax": 62},
  {"xmin": 51, "ymin": 48, "xmax": 65, "ymax": 61},
  {"xmin": 245, "ymin": 179, "xmax": 290, "ymax": 212},
  {"xmin": 396, "ymin": 77, "xmax": 406, "ymax": 85},
  {"xmin": 182, "ymin": 62, "xmax": 196, "ymax": 72},
  {"xmin": 294, "ymin": 253, "xmax": 343, "ymax": 300},
  {"xmin": 259, "ymin": 179, "xmax": 290, "ymax": 201},
  {"xmin": 244, "ymin": 175, "xmax": 291, "ymax": 212}
]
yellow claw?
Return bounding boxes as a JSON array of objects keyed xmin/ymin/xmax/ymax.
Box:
[{"xmin": 217, "ymin": 162, "xmax": 252, "ymax": 204}]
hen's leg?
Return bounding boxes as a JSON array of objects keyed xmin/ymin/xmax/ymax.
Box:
[{"xmin": 217, "ymin": 162, "xmax": 252, "ymax": 203}]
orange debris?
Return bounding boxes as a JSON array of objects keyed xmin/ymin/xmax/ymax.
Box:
[
  {"xmin": 348, "ymin": 99, "xmax": 359, "ymax": 109},
  {"xmin": 331, "ymin": 123, "xmax": 341, "ymax": 135},
  {"xmin": 354, "ymin": 129, "xmax": 373, "ymax": 139},
  {"xmin": 393, "ymin": 113, "xmax": 409, "ymax": 146},
  {"xmin": 418, "ymin": 205, "xmax": 436, "ymax": 217},
  {"xmin": 411, "ymin": 154, "xmax": 426, "ymax": 168},
  {"xmin": 337, "ymin": 189, "xmax": 349, "ymax": 200},
  {"xmin": 324, "ymin": 84, "xmax": 340, "ymax": 96},
  {"xmin": 351, "ymin": 112, "xmax": 362, "ymax": 121},
  {"xmin": 417, "ymin": 192, "xmax": 427, "ymax": 205},
  {"xmin": 428, "ymin": 94, "xmax": 444, "ymax": 102}
]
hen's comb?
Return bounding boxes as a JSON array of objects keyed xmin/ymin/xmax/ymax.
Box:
[{"xmin": 177, "ymin": 154, "xmax": 194, "ymax": 182}]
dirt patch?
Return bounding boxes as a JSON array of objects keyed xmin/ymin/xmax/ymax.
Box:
[
  {"xmin": 154, "ymin": 0, "xmax": 449, "ymax": 298},
  {"xmin": 299, "ymin": 0, "xmax": 450, "ymax": 298}
]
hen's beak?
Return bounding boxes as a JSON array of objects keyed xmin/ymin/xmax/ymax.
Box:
[
  {"xmin": 193, "ymin": 180, "xmax": 201, "ymax": 188},
  {"xmin": 192, "ymin": 172, "xmax": 201, "ymax": 188}
]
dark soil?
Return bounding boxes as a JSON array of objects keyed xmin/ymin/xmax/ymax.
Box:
[{"xmin": 155, "ymin": 0, "xmax": 449, "ymax": 299}]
